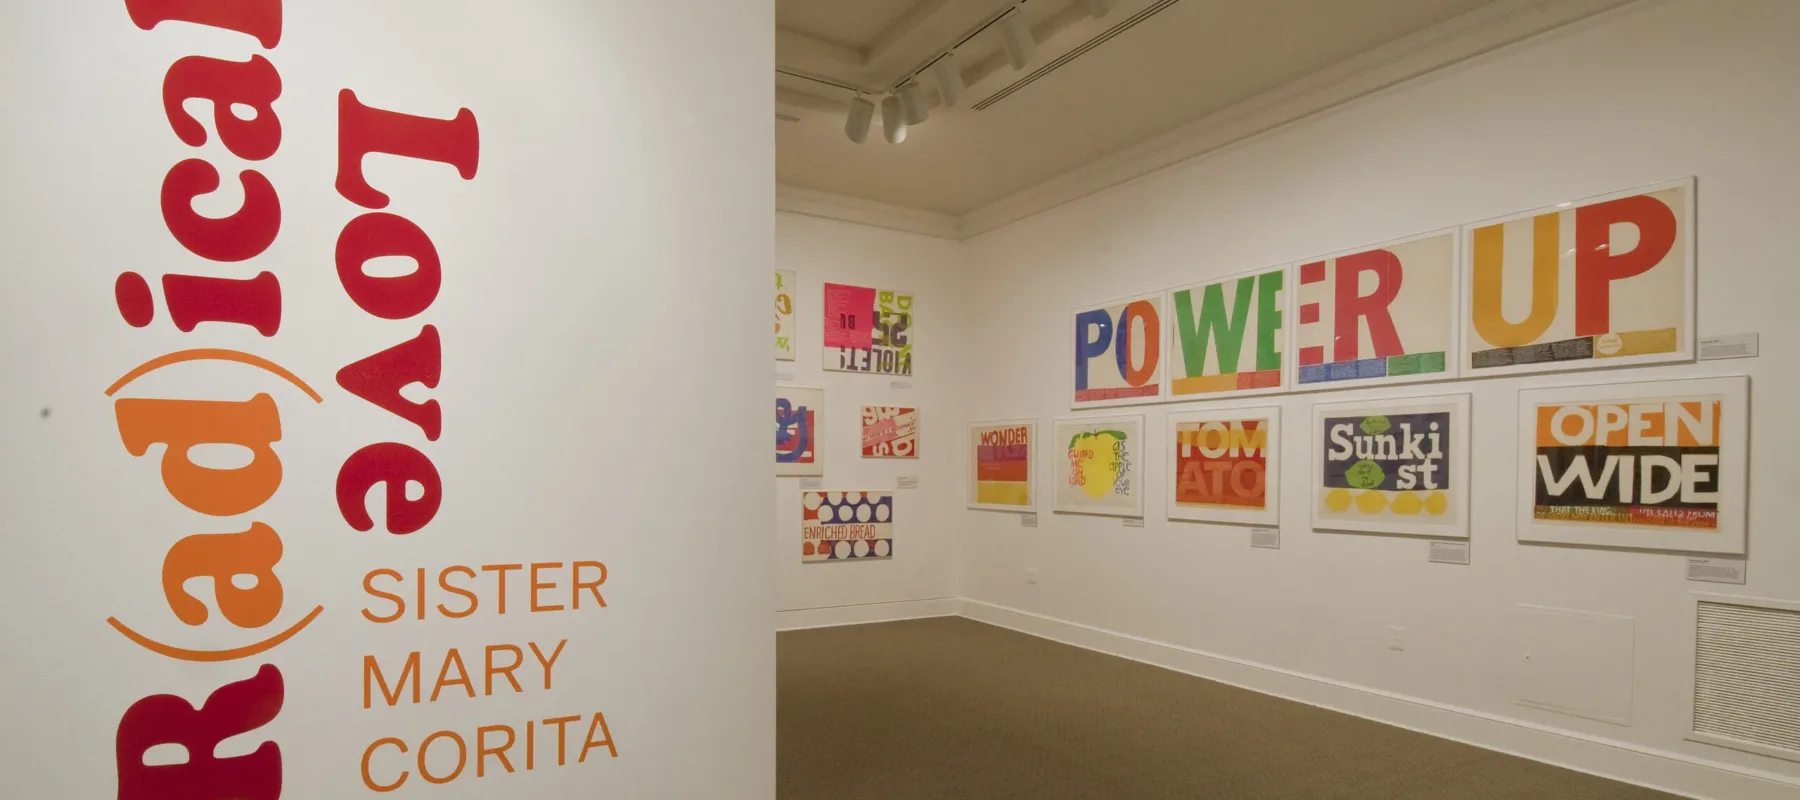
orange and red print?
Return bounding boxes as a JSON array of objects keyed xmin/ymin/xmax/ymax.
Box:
[
  {"xmin": 1462, "ymin": 179, "xmax": 1694, "ymax": 375},
  {"xmin": 861, "ymin": 406, "xmax": 918, "ymax": 458},
  {"xmin": 1166, "ymin": 408, "xmax": 1282, "ymax": 526}
]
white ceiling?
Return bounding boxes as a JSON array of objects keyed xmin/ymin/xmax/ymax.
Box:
[{"xmin": 775, "ymin": 0, "xmax": 1500, "ymax": 217}]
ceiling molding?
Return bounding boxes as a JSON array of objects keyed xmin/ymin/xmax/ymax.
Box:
[
  {"xmin": 955, "ymin": 0, "xmax": 1643, "ymax": 238},
  {"xmin": 865, "ymin": 0, "xmax": 958, "ymax": 73},
  {"xmin": 777, "ymin": 185, "xmax": 964, "ymax": 240},
  {"xmin": 776, "ymin": 28, "xmax": 867, "ymax": 78},
  {"xmin": 777, "ymin": 0, "xmax": 1643, "ymax": 242},
  {"xmin": 775, "ymin": 86, "xmax": 847, "ymax": 116}
]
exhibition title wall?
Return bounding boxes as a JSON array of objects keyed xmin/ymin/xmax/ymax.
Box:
[{"xmin": 0, "ymin": 2, "xmax": 774, "ymax": 798}]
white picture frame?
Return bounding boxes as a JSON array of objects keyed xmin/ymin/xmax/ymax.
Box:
[
  {"xmin": 1515, "ymin": 376, "xmax": 1748, "ymax": 555},
  {"xmin": 1458, "ymin": 177, "xmax": 1696, "ymax": 377},
  {"xmin": 1051, "ymin": 414, "xmax": 1147, "ymax": 518},
  {"xmin": 1166, "ymin": 405, "xmax": 1280, "ymax": 527},
  {"xmin": 1310, "ymin": 392, "xmax": 1471, "ymax": 538},
  {"xmin": 1285, "ymin": 228, "xmax": 1462, "ymax": 393},
  {"xmin": 968, "ymin": 419, "xmax": 1036, "ymax": 513},
  {"xmin": 821, "ymin": 283, "xmax": 914, "ymax": 376},
  {"xmin": 802, "ymin": 490, "xmax": 894, "ymax": 562},
  {"xmin": 1161, "ymin": 266, "xmax": 1288, "ymax": 402},
  {"xmin": 775, "ymin": 385, "xmax": 823, "ymax": 477},
  {"xmin": 1070, "ymin": 291, "xmax": 1165, "ymax": 409}
]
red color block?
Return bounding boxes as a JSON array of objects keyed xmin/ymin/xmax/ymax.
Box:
[
  {"xmin": 1299, "ymin": 261, "xmax": 1326, "ymax": 284},
  {"xmin": 1237, "ymin": 369, "xmax": 1282, "ymax": 389},
  {"xmin": 1299, "ymin": 346, "xmax": 1325, "ymax": 367},
  {"xmin": 822, "ymin": 283, "xmax": 877, "ymax": 349},
  {"xmin": 1299, "ymin": 302, "xmax": 1320, "ymax": 324}
]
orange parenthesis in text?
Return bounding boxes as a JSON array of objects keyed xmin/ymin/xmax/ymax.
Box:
[{"xmin": 104, "ymin": 349, "xmax": 326, "ymax": 661}]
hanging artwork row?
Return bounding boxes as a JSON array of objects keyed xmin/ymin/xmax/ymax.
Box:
[
  {"xmin": 965, "ymin": 373, "xmax": 1747, "ymax": 552},
  {"xmin": 1068, "ymin": 178, "xmax": 1693, "ymax": 408}
]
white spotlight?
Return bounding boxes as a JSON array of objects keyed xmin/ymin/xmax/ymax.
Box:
[
  {"xmin": 881, "ymin": 94, "xmax": 907, "ymax": 144},
  {"xmin": 931, "ymin": 54, "xmax": 964, "ymax": 108},
  {"xmin": 898, "ymin": 81, "xmax": 929, "ymax": 126},
  {"xmin": 844, "ymin": 95, "xmax": 875, "ymax": 144},
  {"xmin": 999, "ymin": 11, "xmax": 1037, "ymax": 69},
  {"xmin": 1086, "ymin": 0, "xmax": 1112, "ymax": 18}
]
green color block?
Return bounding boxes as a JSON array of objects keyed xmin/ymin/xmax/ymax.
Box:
[
  {"xmin": 1346, "ymin": 460, "xmax": 1386, "ymax": 489},
  {"xmin": 1385, "ymin": 351, "xmax": 1448, "ymax": 376}
]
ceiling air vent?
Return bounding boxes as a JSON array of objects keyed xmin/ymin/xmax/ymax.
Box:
[
  {"xmin": 973, "ymin": 0, "xmax": 1182, "ymax": 112},
  {"xmin": 1691, "ymin": 597, "xmax": 1800, "ymax": 762}
]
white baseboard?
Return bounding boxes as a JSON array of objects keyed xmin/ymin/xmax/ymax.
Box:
[
  {"xmin": 777, "ymin": 598, "xmax": 960, "ymax": 631},
  {"xmin": 959, "ymin": 599, "xmax": 1800, "ymax": 800}
]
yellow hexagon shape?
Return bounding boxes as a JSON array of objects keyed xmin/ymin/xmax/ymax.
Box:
[
  {"xmin": 1424, "ymin": 491, "xmax": 1449, "ymax": 516},
  {"xmin": 1390, "ymin": 491, "xmax": 1422, "ymax": 515},
  {"xmin": 1355, "ymin": 490, "xmax": 1389, "ymax": 514},
  {"xmin": 1325, "ymin": 489, "xmax": 1353, "ymax": 512}
]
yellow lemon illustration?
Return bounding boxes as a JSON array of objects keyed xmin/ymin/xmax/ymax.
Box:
[
  {"xmin": 1390, "ymin": 492, "xmax": 1422, "ymax": 515},
  {"xmin": 1356, "ymin": 491, "xmax": 1388, "ymax": 514},
  {"xmin": 1325, "ymin": 489, "xmax": 1353, "ymax": 512},
  {"xmin": 1070, "ymin": 430, "xmax": 1127, "ymax": 499},
  {"xmin": 1424, "ymin": 492, "xmax": 1448, "ymax": 516}
]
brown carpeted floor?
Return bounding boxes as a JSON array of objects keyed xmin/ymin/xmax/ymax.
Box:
[{"xmin": 778, "ymin": 616, "xmax": 1685, "ymax": 800}]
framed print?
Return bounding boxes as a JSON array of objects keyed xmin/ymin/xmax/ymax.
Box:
[
  {"xmin": 802, "ymin": 491, "xmax": 893, "ymax": 562},
  {"xmin": 861, "ymin": 406, "xmax": 918, "ymax": 458},
  {"xmin": 1167, "ymin": 406, "xmax": 1280, "ymax": 526},
  {"xmin": 775, "ymin": 386, "xmax": 823, "ymax": 477},
  {"xmin": 968, "ymin": 419, "xmax": 1034, "ymax": 512},
  {"xmin": 1164, "ymin": 267, "xmax": 1285, "ymax": 400},
  {"xmin": 823, "ymin": 282, "xmax": 913, "ymax": 375},
  {"xmin": 1312, "ymin": 393, "xmax": 1470, "ymax": 538},
  {"xmin": 1290, "ymin": 229, "xmax": 1459, "ymax": 391},
  {"xmin": 1071, "ymin": 292, "xmax": 1163, "ymax": 409},
  {"xmin": 1517, "ymin": 376, "xmax": 1747, "ymax": 555},
  {"xmin": 1052, "ymin": 415, "xmax": 1146, "ymax": 518},
  {"xmin": 775, "ymin": 269, "xmax": 797, "ymax": 361},
  {"xmin": 1461, "ymin": 177, "xmax": 1694, "ymax": 376}
]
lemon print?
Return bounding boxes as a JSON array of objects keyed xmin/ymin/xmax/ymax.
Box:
[
  {"xmin": 1325, "ymin": 489, "xmax": 1353, "ymax": 512},
  {"xmin": 1424, "ymin": 492, "xmax": 1448, "ymax": 516},
  {"xmin": 1391, "ymin": 492, "xmax": 1422, "ymax": 515},
  {"xmin": 1356, "ymin": 491, "xmax": 1388, "ymax": 514},
  {"xmin": 1069, "ymin": 430, "xmax": 1127, "ymax": 499}
]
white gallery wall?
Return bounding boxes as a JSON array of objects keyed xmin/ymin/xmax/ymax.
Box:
[
  {"xmin": 0, "ymin": 2, "xmax": 773, "ymax": 798},
  {"xmin": 775, "ymin": 213, "xmax": 968, "ymax": 619},
  {"xmin": 953, "ymin": 0, "xmax": 1800, "ymax": 796}
]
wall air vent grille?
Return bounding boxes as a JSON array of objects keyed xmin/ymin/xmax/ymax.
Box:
[
  {"xmin": 973, "ymin": 0, "xmax": 1183, "ymax": 112},
  {"xmin": 1692, "ymin": 599, "xmax": 1800, "ymax": 761}
]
